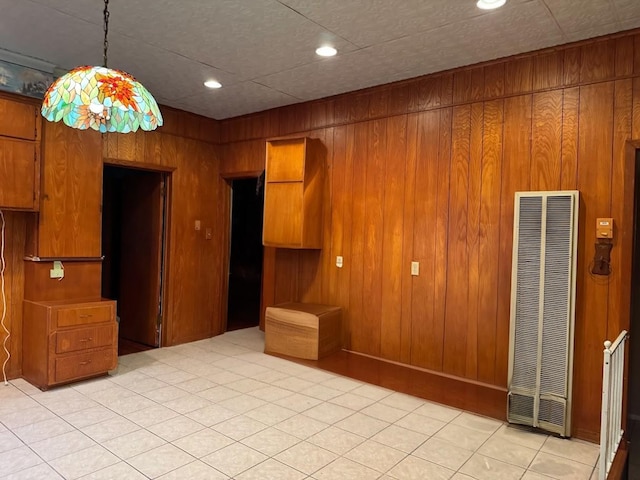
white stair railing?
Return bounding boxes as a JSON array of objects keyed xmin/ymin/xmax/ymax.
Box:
[{"xmin": 599, "ymin": 330, "xmax": 628, "ymax": 480}]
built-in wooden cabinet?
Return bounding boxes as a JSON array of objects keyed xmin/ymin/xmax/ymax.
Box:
[
  {"xmin": 263, "ymin": 137, "xmax": 324, "ymax": 249},
  {"xmin": 27, "ymin": 122, "xmax": 103, "ymax": 258},
  {"xmin": 22, "ymin": 298, "xmax": 117, "ymax": 389},
  {"xmin": 0, "ymin": 97, "xmax": 40, "ymax": 211}
]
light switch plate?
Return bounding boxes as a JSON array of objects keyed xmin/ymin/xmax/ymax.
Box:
[
  {"xmin": 411, "ymin": 261, "xmax": 420, "ymax": 276},
  {"xmin": 195, "ymin": 220, "xmax": 201, "ymax": 231},
  {"xmin": 336, "ymin": 256, "xmax": 343, "ymax": 268}
]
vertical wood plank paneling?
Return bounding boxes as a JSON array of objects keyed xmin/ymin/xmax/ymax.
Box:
[
  {"xmin": 432, "ymin": 108, "xmax": 452, "ymax": 370},
  {"xmin": 443, "ymin": 105, "xmax": 471, "ymax": 377},
  {"xmin": 633, "ymin": 78, "xmax": 640, "ymax": 138},
  {"xmin": 615, "ymin": 36, "xmax": 634, "ymax": 77},
  {"xmin": 531, "ymin": 91, "xmax": 563, "ymax": 191},
  {"xmin": 261, "ymin": 247, "xmax": 276, "ymax": 322},
  {"xmin": 466, "ymin": 102, "xmax": 484, "ymax": 379},
  {"xmin": 347, "ymin": 122, "xmax": 369, "ymax": 352},
  {"xmin": 478, "ymin": 100, "xmax": 504, "ymax": 384},
  {"xmin": 380, "ymin": 115, "xmax": 407, "ymax": 361},
  {"xmin": 274, "ymin": 249, "xmax": 299, "ymax": 304},
  {"xmin": 369, "ymin": 88, "xmax": 389, "ymax": 119},
  {"xmin": 495, "ymin": 95, "xmax": 532, "ymax": 386},
  {"xmin": 453, "ymin": 70, "xmax": 473, "ymax": 104},
  {"xmin": 561, "ymin": 88, "xmax": 580, "ymax": 190},
  {"xmin": 410, "ymin": 77, "xmax": 442, "ymax": 112},
  {"xmin": 505, "ymin": 58, "xmax": 533, "ymax": 95},
  {"xmin": 580, "ymin": 39, "xmax": 616, "ymax": 83},
  {"xmin": 1, "ymin": 212, "xmax": 26, "ymax": 378},
  {"xmin": 320, "ymin": 128, "xmax": 335, "ymax": 301},
  {"xmin": 440, "ymin": 73, "xmax": 454, "ymax": 106},
  {"xmin": 387, "ymin": 83, "xmax": 411, "ymax": 117},
  {"xmin": 329, "ymin": 126, "xmax": 347, "ymax": 308},
  {"xmin": 400, "ymin": 114, "xmax": 418, "ymax": 364},
  {"xmin": 608, "ymin": 79, "xmax": 632, "ymax": 340},
  {"xmin": 533, "ymin": 52, "xmax": 564, "ymax": 90},
  {"xmin": 564, "ymin": 47, "xmax": 582, "ymax": 86},
  {"xmin": 410, "ymin": 111, "xmax": 442, "ymax": 370},
  {"xmin": 339, "ymin": 125, "xmax": 356, "ymax": 349},
  {"xmin": 298, "ymin": 130, "xmax": 327, "ymax": 303},
  {"xmin": 360, "ymin": 119, "xmax": 386, "ymax": 356},
  {"xmin": 484, "ymin": 63, "xmax": 505, "ymax": 99},
  {"xmin": 573, "ymin": 82, "xmax": 614, "ymax": 439},
  {"xmin": 635, "ymin": 33, "xmax": 640, "ymax": 75}
]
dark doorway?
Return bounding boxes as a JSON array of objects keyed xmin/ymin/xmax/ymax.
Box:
[
  {"xmin": 227, "ymin": 177, "xmax": 264, "ymax": 331},
  {"xmin": 102, "ymin": 165, "xmax": 167, "ymax": 355},
  {"xmin": 628, "ymin": 149, "xmax": 640, "ymax": 478}
]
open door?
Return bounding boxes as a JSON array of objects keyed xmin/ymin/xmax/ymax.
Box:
[{"xmin": 113, "ymin": 169, "xmax": 165, "ymax": 347}]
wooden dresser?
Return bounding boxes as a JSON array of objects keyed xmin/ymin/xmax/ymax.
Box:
[{"xmin": 22, "ymin": 298, "xmax": 118, "ymax": 389}]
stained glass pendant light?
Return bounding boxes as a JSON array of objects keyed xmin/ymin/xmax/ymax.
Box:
[{"xmin": 41, "ymin": 0, "xmax": 162, "ymax": 133}]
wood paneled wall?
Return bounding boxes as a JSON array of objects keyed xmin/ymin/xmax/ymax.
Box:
[
  {"xmin": 1, "ymin": 103, "xmax": 222, "ymax": 382},
  {"xmin": 104, "ymin": 108, "xmax": 225, "ymax": 346},
  {"xmin": 0, "ymin": 212, "xmax": 27, "ymax": 379},
  {"xmin": 219, "ymin": 31, "xmax": 640, "ymax": 441}
]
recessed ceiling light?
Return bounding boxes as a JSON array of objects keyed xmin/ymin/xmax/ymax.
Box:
[
  {"xmin": 315, "ymin": 46, "xmax": 337, "ymax": 57},
  {"xmin": 477, "ymin": 0, "xmax": 506, "ymax": 10},
  {"xmin": 204, "ymin": 80, "xmax": 222, "ymax": 89}
]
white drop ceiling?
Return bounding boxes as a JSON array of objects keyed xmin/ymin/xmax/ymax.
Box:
[{"xmin": 1, "ymin": 0, "xmax": 639, "ymax": 120}]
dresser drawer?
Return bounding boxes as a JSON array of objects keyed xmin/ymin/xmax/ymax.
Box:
[
  {"xmin": 54, "ymin": 348, "xmax": 116, "ymax": 383},
  {"xmin": 55, "ymin": 324, "xmax": 115, "ymax": 354},
  {"xmin": 56, "ymin": 304, "xmax": 113, "ymax": 328}
]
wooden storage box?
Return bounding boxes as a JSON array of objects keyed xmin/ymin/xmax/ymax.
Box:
[{"xmin": 265, "ymin": 302, "xmax": 342, "ymax": 360}]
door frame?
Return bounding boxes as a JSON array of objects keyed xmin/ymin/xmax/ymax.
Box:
[
  {"xmin": 220, "ymin": 171, "xmax": 267, "ymax": 332},
  {"xmin": 103, "ymin": 158, "xmax": 174, "ymax": 348},
  {"xmin": 619, "ymin": 140, "xmax": 640, "ymax": 435}
]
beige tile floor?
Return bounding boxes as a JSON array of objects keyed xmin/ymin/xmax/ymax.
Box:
[{"xmin": 0, "ymin": 327, "xmax": 600, "ymax": 479}]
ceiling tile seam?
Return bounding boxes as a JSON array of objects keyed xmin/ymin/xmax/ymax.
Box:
[
  {"xmin": 244, "ymin": 80, "xmax": 305, "ymax": 101},
  {"xmin": 273, "ymin": 0, "xmax": 364, "ymax": 49},
  {"xmin": 26, "ymin": 0, "xmax": 100, "ymax": 27},
  {"xmin": 167, "ymin": 81, "xmax": 303, "ymax": 103},
  {"xmin": 538, "ymin": 0, "xmax": 577, "ymax": 43},
  {"xmin": 107, "ymin": 30, "xmax": 239, "ymax": 80}
]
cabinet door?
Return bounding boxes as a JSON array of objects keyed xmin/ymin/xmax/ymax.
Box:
[
  {"xmin": 266, "ymin": 139, "xmax": 305, "ymax": 182},
  {"xmin": 263, "ymin": 182, "xmax": 303, "ymax": 247},
  {"xmin": 38, "ymin": 123, "xmax": 102, "ymax": 257},
  {"xmin": 0, "ymin": 98, "xmax": 36, "ymax": 140},
  {"xmin": 0, "ymin": 138, "xmax": 36, "ymax": 209}
]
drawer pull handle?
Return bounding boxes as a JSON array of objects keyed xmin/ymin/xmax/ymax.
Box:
[
  {"xmin": 79, "ymin": 360, "xmax": 92, "ymax": 366},
  {"xmin": 79, "ymin": 314, "xmax": 93, "ymax": 319},
  {"xmin": 79, "ymin": 338, "xmax": 93, "ymax": 342}
]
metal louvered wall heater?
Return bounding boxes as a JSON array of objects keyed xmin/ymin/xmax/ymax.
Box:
[{"xmin": 507, "ymin": 191, "xmax": 579, "ymax": 437}]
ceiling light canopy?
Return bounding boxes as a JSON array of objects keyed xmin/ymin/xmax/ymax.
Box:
[
  {"xmin": 316, "ymin": 46, "xmax": 337, "ymax": 57},
  {"xmin": 477, "ymin": 0, "xmax": 507, "ymax": 10},
  {"xmin": 41, "ymin": 0, "xmax": 162, "ymax": 133},
  {"xmin": 204, "ymin": 80, "xmax": 222, "ymax": 89}
]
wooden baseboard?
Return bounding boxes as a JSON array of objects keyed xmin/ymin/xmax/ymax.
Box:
[
  {"xmin": 607, "ymin": 439, "xmax": 629, "ymax": 480},
  {"xmin": 273, "ymin": 349, "xmax": 508, "ymax": 422}
]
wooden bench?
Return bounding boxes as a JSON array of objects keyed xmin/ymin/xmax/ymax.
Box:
[{"xmin": 265, "ymin": 302, "xmax": 342, "ymax": 360}]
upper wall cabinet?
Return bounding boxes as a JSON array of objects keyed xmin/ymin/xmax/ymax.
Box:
[
  {"xmin": 27, "ymin": 122, "xmax": 103, "ymax": 258},
  {"xmin": 0, "ymin": 97, "xmax": 41, "ymax": 211},
  {"xmin": 263, "ymin": 137, "xmax": 324, "ymax": 249}
]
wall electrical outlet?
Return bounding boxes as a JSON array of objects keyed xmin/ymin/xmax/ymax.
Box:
[
  {"xmin": 336, "ymin": 256, "xmax": 343, "ymax": 268},
  {"xmin": 195, "ymin": 220, "xmax": 201, "ymax": 231},
  {"xmin": 411, "ymin": 261, "xmax": 420, "ymax": 276}
]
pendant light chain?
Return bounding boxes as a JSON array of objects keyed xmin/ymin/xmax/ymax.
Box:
[{"xmin": 103, "ymin": 0, "xmax": 109, "ymax": 68}]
